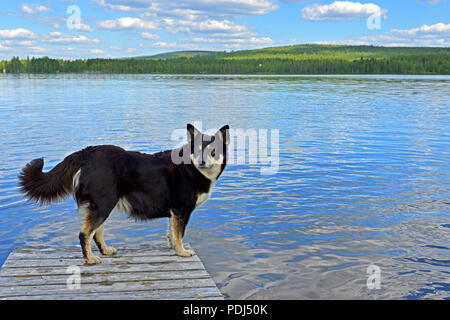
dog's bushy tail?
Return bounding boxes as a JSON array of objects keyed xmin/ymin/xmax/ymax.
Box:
[{"xmin": 19, "ymin": 152, "xmax": 82, "ymax": 205}]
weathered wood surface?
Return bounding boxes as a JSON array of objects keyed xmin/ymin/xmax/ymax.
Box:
[{"xmin": 0, "ymin": 241, "xmax": 223, "ymax": 300}]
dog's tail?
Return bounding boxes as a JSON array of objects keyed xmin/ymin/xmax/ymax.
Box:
[{"xmin": 19, "ymin": 152, "xmax": 82, "ymax": 205}]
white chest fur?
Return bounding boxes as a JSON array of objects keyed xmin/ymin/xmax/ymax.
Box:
[
  {"xmin": 195, "ymin": 179, "xmax": 216, "ymax": 209},
  {"xmin": 195, "ymin": 190, "xmax": 211, "ymax": 208}
]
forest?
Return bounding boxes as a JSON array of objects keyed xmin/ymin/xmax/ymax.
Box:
[{"xmin": 1, "ymin": 44, "xmax": 449, "ymax": 74}]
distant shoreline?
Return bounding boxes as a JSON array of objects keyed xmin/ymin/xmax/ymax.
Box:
[
  {"xmin": 2, "ymin": 73, "xmax": 449, "ymax": 77},
  {"xmin": 1, "ymin": 44, "xmax": 449, "ymax": 75}
]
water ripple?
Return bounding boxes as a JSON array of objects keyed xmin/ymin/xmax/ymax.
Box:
[{"xmin": 0, "ymin": 74, "xmax": 449, "ymax": 299}]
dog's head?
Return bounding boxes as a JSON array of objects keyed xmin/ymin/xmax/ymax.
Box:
[{"xmin": 187, "ymin": 123, "xmax": 229, "ymax": 179}]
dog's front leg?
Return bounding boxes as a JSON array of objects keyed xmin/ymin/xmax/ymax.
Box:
[{"xmin": 170, "ymin": 210, "xmax": 194, "ymax": 257}]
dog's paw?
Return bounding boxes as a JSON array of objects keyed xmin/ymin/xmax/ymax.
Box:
[
  {"xmin": 176, "ymin": 248, "xmax": 195, "ymax": 257},
  {"xmin": 102, "ymin": 246, "xmax": 117, "ymax": 256},
  {"xmin": 85, "ymin": 255, "xmax": 102, "ymax": 265}
]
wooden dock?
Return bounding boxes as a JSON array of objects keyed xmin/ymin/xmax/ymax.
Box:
[{"xmin": 0, "ymin": 241, "xmax": 223, "ymax": 300}]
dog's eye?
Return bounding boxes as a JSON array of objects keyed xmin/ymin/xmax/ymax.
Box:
[{"xmin": 211, "ymin": 149, "xmax": 216, "ymax": 157}]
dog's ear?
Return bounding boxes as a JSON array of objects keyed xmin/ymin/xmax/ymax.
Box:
[
  {"xmin": 187, "ymin": 123, "xmax": 201, "ymax": 142},
  {"xmin": 216, "ymin": 125, "xmax": 230, "ymax": 145}
]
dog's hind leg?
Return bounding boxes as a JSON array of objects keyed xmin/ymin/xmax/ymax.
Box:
[
  {"xmin": 78, "ymin": 201, "xmax": 116, "ymax": 265},
  {"xmin": 170, "ymin": 210, "xmax": 195, "ymax": 257},
  {"xmin": 94, "ymin": 225, "xmax": 117, "ymax": 256},
  {"xmin": 167, "ymin": 215, "xmax": 174, "ymax": 249},
  {"xmin": 79, "ymin": 218, "xmax": 102, "ymax": 265}
]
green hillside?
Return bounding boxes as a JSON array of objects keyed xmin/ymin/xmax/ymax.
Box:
[
  {"xmin": 218, "ymin": 44, "xmax": 448, "ymax": 59},
  {"xmin": 140, "ymin": 44, "xmax": 449, "ymax": 61}
]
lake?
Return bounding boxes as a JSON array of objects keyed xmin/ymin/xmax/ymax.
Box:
[{"xmin": 0, "ymin": 74, "xmax": 449, "ymax": 299}]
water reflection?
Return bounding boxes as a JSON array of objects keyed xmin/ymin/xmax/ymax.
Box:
[{"xmin": 0, "ymin": 74, "xmax": 449, "ymax": 299}]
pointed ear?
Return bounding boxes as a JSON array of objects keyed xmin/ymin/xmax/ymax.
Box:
[
  {"xmin": 216, "ymin": 125, "xmax": 230, "ymax": 145},
  {"xmin": 187, "ymin": 123, "xmax": 201, "ymax": 142}
]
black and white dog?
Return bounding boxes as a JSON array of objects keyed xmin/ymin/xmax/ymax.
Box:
[{"xmin": 19, "ymin": 124, "xmax": 229, "ymax": 264}]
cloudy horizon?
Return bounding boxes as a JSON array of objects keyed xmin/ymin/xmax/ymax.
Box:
[{"xmin": 0, "ymin": 0, "xmax": 449, "ymax": 60}]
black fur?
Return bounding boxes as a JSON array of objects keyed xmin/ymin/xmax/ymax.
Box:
[
  {"xmin": 18, "ymin": 124, "xmax": 229, "ymax": 259},
  {"xmin": 18, "ymin": 152, "xmax": 83, "ymax": 204}
]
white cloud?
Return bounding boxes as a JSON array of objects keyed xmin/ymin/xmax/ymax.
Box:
[
  {"xmin": 163, "ymin": 18, "xmax": 250, "ymax": 34},
  {"xmin": 108, "ymin": 46, "xmax": 138, "ymax": 53},
  {"xmin": 390, "ymin": 22, "xmax": 450, "ymax": 36},
  {"xmin": 416, "ymin": 0, "xmax": 447, "ymax": 4},
  {"xmin": 0, "ymin": 28, "xmax": 35, "ymax": 39},
  {"xmin": 302, "ymin": 1, "xmax": 386, "ymax": 21},
  {"xmin": 140, "ymin": 32, "xmax": 160, "ymax": 40},
  {"xmin": 93, "ymin": 0, "xmax": 142, "ymax": 12},
  {"xmin": 96, "ymin": 14, "xmax": 257, "ymax": 43},
  {"xmin": 147, "ymin": 40, "xmax": 200, "ymax": 51},
  {"xmin": 21, "ymin": 4, "xmax": 53, "ymax": 15},
  {"xmin": 189, "ymin": 36, "xmax": 273, "ymax": 44},
  {"xmin": 98, "ymin": 17, "xmax": 158, "ymax": 30},
  {"xmin": 94, "ymin": 0, "xmax": 279, "ymax": 18},
  {"xmin": 0, "ymin": 43, "xmax": 13, "ymax": 51},
  {"xmin": 76, "ymin": 23, "xmax": 94, "ymax": 32},
  {"xmin": 45, "ymin": 32, "xmax": 101, "ymax": 44},
  {"xmin": 49, "ymin": 32, "xmax": 63, "ymax": 37},
  {"xmin": 18, "ymin": 40, "xmax": 35, "ymax": 46},
  {"xmin": 184, "ymin": 0, "xmax": 278, "ymax": 16},
  {"xmin": 1, "ymin": 39, "xmax": 36, "ymax": 46},
  {"xmin": 9, "ymin": 10, "xmax": 68, "ymax": 31},
  {"xmin": 0, "ymin": 38, "xmax": 44, "ymax": 53},
  {"xmin": 174, "ymin": 34, "xmax": 274, "ymax": 50},
  {"xmin": 92, "ymin": 0, "xmax": 275, "ymax": 49},
  {"xmin": 317, "ymin": 22, "xmax": 450, "ymax": 46},
  {"xmin": 153, "ymin": 41, "xmax": 179, "ymax": 48},
  {"xmin": 21, "ymin": 4, "xmax": 35, "ymax": 14},
  {"xmin": 90, "ymin": 49, "xmax": 104, "ymax": 54},
  {"xmin": 27, "ymin": 46, "xmax": 46, "ymax": 53}
]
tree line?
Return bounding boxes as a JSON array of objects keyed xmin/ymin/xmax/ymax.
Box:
[{"xmin": 1, "ymin": 54, "xmax": 448, "ymax": 75}]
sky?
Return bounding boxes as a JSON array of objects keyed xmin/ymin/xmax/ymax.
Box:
[{"xmin": 0, "ymin": 0, "xmax": 449, "ymax": 59}]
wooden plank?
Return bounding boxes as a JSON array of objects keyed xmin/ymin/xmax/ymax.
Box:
[
  {"xmin": 9, "ymin": 247, "xmax": 177, "ymax": 260},
  {"xmin": 10, "ymin": 241, "xmax": 186, "ymax": 258},
  {"xmin": 0, "ymin": 278, "xmax": 218, "ymax": 298},
  {"xmin": 11, "ymin": 241, "xmax": 175, "ymax": 253},
  {"xmin": 0, "ymin": 261, "xmax": 206, "ymax": 277},
  {"xmin": 2, "ymin": 254, "xmax": 201, "ymax": 268},
  {"xmin": 0, "ymin": 270, "xmax": 211, "ymax": 287},
  {"xmin": 12, "ymin": 240, "xmax": 175, "ymax": 250},
  {"xmin": 0, "ymin": 244, "xmax": 223, "ymax": 300},
  {"xmin": 1, "ymin": 287, "xmax": 223, "ymax": 300}
]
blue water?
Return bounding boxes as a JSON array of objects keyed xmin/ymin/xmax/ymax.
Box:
[{"xmin": 0, "ymin": 74, "xmax": 449, "ymax": 299}]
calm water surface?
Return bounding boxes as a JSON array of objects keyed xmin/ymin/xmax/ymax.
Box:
[{"xmin": 0, "ymin": 74, "xmax": 449, "ymax": 299}]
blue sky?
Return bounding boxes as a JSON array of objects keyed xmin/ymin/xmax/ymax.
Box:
[{"xmin": 0, "ymin": 0, "xmax": 449, "ymax": 59}]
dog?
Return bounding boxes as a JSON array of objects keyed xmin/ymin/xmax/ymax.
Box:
[{"xmin": 19, "ymin": 124, "xmax": 229, "ymax": 264}]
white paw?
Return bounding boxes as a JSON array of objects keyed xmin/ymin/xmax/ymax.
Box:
[
  {"xmin": 85, "ymin": 255, "xmax": 102, "ymax": 265},
  {"xmin": 103, "ymin": 246, "xmax": 117, "ymax": 256},
  {"xmin": 176, "ymin": 248, "xmax": 195, "ymax": 257}
]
